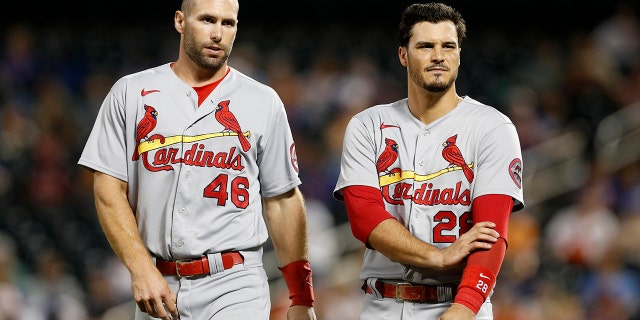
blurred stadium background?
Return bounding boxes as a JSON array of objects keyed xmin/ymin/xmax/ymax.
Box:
[{"xmin": 1, "ymin": 1, "xmax": 640, "ymax": 319}]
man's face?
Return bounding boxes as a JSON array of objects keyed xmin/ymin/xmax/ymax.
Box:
[
  {"xmin": 401, "ymin": 21, "xmax": 460, "ymax": 93},
  {"xmin": 181, "ymin": 0, "xmax": 239, "ymax": 70}
]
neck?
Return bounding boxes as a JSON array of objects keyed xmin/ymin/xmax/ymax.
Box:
[
  {"xmin": 407, "ymin": 88, "xmax": 461, "ymax": 125},
  {"xmin": 171, "ymin": 57, "xmax": 228, "ymax": 87}
]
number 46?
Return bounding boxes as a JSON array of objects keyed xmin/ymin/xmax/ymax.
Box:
[{"xmin": 203, "ymin": 173, "xmax": 249, "ymax": 209}]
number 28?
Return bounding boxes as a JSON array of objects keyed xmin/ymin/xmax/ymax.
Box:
[{"xmin": 433, "ymin": 211, "xmax": 473, "ymax": 243}]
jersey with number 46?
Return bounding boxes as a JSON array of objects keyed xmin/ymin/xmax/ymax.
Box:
[
  {"xmin": 79, "ymin": 64, "xmax": 301, "ymax": 261},
  {"xmin": 333, "ymin": 97, "xmax": 524, "ymax": 285}
]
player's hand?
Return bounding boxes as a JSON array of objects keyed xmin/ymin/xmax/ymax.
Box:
[
  {"xmin": 131, "ymin": 266, "xmax": 179, "ymax": 320},
  {"xmin": 287, "ymin": 305, "xmax": 317, "ymax": 320},
  {"xmin": 439, "ymin": 221, "xmax": 498, "ymax": 269},
  {"xmin": 438, "ymin": 303, "xmax": 476, "ymax": 320}
]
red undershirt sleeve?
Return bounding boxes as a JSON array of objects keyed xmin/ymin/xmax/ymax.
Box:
[
  {"xmin": 454, "ymin": 194, "xmax": 514, "ymax": 314},
  {"xmin": 341, "ymin": 185, "xmax": 396, "ymax": 247}
]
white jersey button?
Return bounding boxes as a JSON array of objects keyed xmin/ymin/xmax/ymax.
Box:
[{"xmin": 177, "ymin": 240, "xmax": 184, "ymax": 247}]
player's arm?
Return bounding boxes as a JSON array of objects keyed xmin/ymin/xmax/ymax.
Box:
[
  {"xmin": 262, "ymin": 187, "xmax": 316, "ymax": 319},
  {"xmin": 92, "ymin": 171, "xmax": 178, "ymax": 320},
  {"xmin": 342, "ymin": 185, "xmax": 499, "ymax": 270},
  {"xmin": 447, "ymin": 193, "xmax": 513, "ymax": 318}
]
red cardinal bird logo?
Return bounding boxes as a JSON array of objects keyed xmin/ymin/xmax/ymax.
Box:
[
  {"xmin": 442, "ymin": 134, "xmax": 474, "ymax": 183},
  {"xmin": 132, "ymin": 104, "xmax": 158, "ymax": 161},
  {"xmin": 215, "ymin": 100, "xmax": 251, "ymax": 152},
  {"xmin": 377, "ymin": 138, "xmax": 400, "ymax": 176}
]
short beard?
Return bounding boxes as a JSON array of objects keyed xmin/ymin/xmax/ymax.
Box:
[
  {"xmin": 183, "ymin": 34, "xmax": 230, "ymax": 71},
  {"xmin": 407, "ymin": 56, "xmax": 457, "ymax": 93},
  {"xmin": 423, "ymin": 79, "xmax": 451, "ymax": 93},
  {"xmin": 410, "ymin": 69, "xmax": 456, "ymax": 93}
]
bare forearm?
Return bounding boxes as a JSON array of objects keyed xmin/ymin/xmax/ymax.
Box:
[
  {"xmin": 368, "ymin": 219, "xmax": 443, "ymax": 268},
  {"xmin": 93, "ymin": 171, "xmax": 177, "ymax": 319},
  {"xmin": 368, "ymin": 219, "xmax": 497, "ymax": 270},
  {"xmin": 263, "ymin": 187, "xmax": 309, "ymax": 266},
  {"xmin": 93, "ymin": 171, "xmax": 155, "ymax": 274}
]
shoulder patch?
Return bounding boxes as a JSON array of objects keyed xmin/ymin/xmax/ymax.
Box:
[
  {"xmin": 509, "ymin": 158, "xmax": 523, "ymax": 189},
  {"xmin": 290, "ymin": 143, "xmax": 299, "ymax": 173}
]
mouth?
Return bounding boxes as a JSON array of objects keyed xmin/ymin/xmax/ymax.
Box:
[
  {"xmin": 205, "ymin": 46, "xmax": 223, "ymax": 54},
  {"xmin": 427, "ymin": 66, "xmax": 448, "ymax": 72}
]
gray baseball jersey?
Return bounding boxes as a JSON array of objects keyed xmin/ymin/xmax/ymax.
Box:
[
  {"xmin": 333, "ymin": 96, "xmax": 524, "ymax": 285},
  {"xmin": 78, "ymin": 64, "xmax": 301, "ymax": 261}
]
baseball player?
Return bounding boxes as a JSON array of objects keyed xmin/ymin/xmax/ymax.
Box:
[
  {"xmin": 333, "ymin": 3, "xmax": 524, "ymax": 320},
  {"xmin": 77, "ymin": 0, "xmax": 316, "ymax": 319}
]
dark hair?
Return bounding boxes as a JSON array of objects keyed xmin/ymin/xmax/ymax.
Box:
[{"xmin": 398, "ymin": 2, "xmax": 467, "ymax": 47}]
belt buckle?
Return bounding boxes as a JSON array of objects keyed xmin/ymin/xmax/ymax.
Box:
[
  {"xmin": 175, "ymin": 258, "xmax": 193, "ymax": 278},
  {"xmin": 395, "ymin": 282, "xmax": 413, "ymax": 301}
]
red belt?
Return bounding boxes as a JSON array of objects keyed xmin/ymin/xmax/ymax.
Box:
[
  {"xmin": 364, "ymin": 280, "xmax": 457, "ymax": 303},
  {"xmin": 156, "ymin": 252, "xmax": 243, "ymax": 278}
]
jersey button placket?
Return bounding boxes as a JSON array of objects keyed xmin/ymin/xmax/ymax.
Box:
[{"xmin": 419, "ymin": 129, "xmax": 430, "ymax": 167}]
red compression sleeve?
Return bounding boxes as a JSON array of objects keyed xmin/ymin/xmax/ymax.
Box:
[
  {"xmin": 455, "ymin": 194, "xmax": 513, "ymax": 314},
  {"xmin": 342, "ymin": 185, "xmax": 396, "ymax": 247}
]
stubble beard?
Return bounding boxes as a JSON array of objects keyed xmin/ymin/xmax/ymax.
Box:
[
  {"xmin": 184, "ymin": 34, "xmax": 231, "ymax": 71},
  {"xmin": 409, "ymin": 60, "xmax": 457, "ymax": 93}
]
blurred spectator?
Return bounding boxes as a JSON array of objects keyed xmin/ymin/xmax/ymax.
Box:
[
  {"xmin": 617, "ymin": 212, "xmax": 640, "ymax": 273},
  {"xmin": 544, "ymin": 175, "xmax": 620, "ymax": 268},
  {"xmin": 0, "ymin": 23, "xmax": 40, "ymax": 111},
  {"xmin": 305, "ymin": 198, "xmax": 340, "ymax": 280},
  {"xmin": 592, "ymin": 2, "xmax": 640, "ymax": 77},
  {"xmin": 84, "ymin": 256, "xmax": 133, "ymax": 320},
  {"xmin": 0, "ymin": 231, "xmax": 36, "ymax": 319},
  {"xmin": 24, "ymin": 248, "xmax": 88, "ymax": 319},
  {"xmin": 564, "ymin": 32, "xmax": 622, "ymax": 158},
  {"xmin": 577, "ymin": 241, "xmax": 640, "ymax": 319},
  {"xmin": 611, "ymin": 161, "xmax": 640, "ymax": 216},
  {"xmin": 313, "ymin": 249, "xmax": 364, "ymax": 320},
  {"xmin": 504, "ymin": 85, "xmax": 556, "ymax": 150}
]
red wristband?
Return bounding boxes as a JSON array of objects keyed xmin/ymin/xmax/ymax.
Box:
[
  {"xmin": 279, "ymin": 260, "xmax": 314, "ymax": 306},
  {"xmin": 454, "ymin": 287, "xmax": 485, "ymax": 314},
  {"xmin": 455, "ymin": 265, "xmax": 496, "ymax": 313}
]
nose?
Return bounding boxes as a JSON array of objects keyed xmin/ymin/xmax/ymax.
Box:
[
  {"xmin": 431, "ymin": 46, "xmax": 445, "ymax": 62},
  {"xmin": 210, "ymin": 23, "xmax": 222, "ymax": 41}
]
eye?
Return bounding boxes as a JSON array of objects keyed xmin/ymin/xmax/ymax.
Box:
[
  {"xmin": 222, "ymin": 19, "xmax": 236, "ymax": 27},
  {"xmin": 443, "ymin": 43, "xmax": 458, "ymax": 49}
]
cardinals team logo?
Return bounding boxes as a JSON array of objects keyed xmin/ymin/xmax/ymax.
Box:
[
  {"xmin": 377, "ymin": 138, "xmax": 401, "ymax": 176},
  {"xmin": 133, "ymin": 104, "xmax": 158, "ymax": 161},
  {"xmin": 215, "ymin": 100, "xmax": 251, "ymax": 152},
  {"xmin": 131, "ymin": 98, "xmax": 251, "ymax": 173},
  {"xmin": 442, "ymin": 134, "xmax": 474, "ymax": 183}
]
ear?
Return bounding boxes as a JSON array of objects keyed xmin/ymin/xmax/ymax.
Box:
[
  {"xmin": 174, "ymin": 10, "xmax": 185, "ymax": 34},
  {"xmin": 398, "ymin": 46, "xmax": 408, "ymax": 67}
]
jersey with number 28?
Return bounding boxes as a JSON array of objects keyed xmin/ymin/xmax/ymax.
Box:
[{"xmin": 333, "ymin": 97, "xmax": 524, "ymax": 285}]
